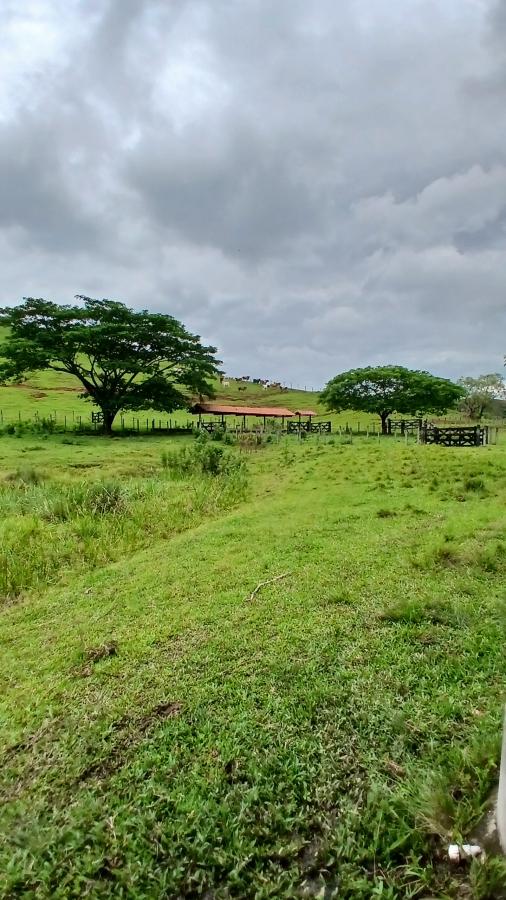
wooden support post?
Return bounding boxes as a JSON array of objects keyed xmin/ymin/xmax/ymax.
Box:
[{"xmin": 498, "ymin": 707, "xmax": 506, "ymax": 853}]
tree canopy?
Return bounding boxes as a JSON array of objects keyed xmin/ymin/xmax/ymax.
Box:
[
  {"xmin": 0, "ymin": 297, "xmax": 220, "ymax": 433},
  {"xmin": 457, "ymin": 374, "xmax": 506, "ymax": 420},
  {"xmin": 321, "ymin": 365, "xmax": 465, "ymax": 432}
]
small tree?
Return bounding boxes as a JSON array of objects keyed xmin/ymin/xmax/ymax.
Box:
[
  {"xmin": 0, "ymin": 297, "xmax": 220, "ymax": 434},
  {"xmin": 321, "ymin": 365, "xmax": 464, "ymax": 434},
  {"xmin": 458, "ymin": 374, "xmax": 506, "ymax": 420}
]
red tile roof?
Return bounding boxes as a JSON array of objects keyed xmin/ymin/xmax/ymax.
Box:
[{"xmin": 192, "ymin": 403, "xmax": 295, "ymax": 417}]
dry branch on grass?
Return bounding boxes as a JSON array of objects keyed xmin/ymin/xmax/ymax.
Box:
[{"xmin": 245, "ymin": 572, "xmax": 291, "ymax": 602}]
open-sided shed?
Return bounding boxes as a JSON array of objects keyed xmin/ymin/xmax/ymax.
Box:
[
  {"xmin": 295, "ymin": 409, "xmax": 317, "ymax": 422},
  {"xmin": 191, "ymin": 402, "xmax": 295, "ymax": 429}
]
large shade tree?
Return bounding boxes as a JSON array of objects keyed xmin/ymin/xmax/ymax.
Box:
[
  {"xmin": 458, "ymin": 373, "xmax": 506, "ymax": 420},
  {"xmin": 321, "ymin": 365, "xmax": 464, "ymax": 433},
  {"xmin": 0, "ymin": 297, "xmax": 220, "ymax": 433}
]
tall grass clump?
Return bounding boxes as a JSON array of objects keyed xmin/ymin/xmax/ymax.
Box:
[
  {"xmin": 161, "ymin": 434, "xmax": 246, "ymax": 478},
  {"xmin": 0, "ymin": 463, "xmax": 248, "ymax": 603}
]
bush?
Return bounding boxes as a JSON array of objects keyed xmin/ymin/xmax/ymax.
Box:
[{"xmin": 161, "ymin": 435, "xmax": 245, "ymax": 478}]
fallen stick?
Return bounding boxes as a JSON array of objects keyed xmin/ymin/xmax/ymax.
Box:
[{"xmin": 245, "ymin": 572, "xmax": 291, "ymax": 602}]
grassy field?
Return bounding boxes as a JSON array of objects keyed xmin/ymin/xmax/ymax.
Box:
[
  {"xmin": 1, "ymin": 427, "xmax": 505, "ymax": 898},
  {"xmin": 0, "ymin": 366, "xmax": 327, "ymax": 429},
  {"xmin": 4, "ymin": 365, "xmax": 503, "ymax": 434}
]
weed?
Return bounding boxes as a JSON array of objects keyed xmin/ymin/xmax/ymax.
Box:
[
  {"xmin": 5, "ymin": 466, "xmax": 43, "ymax": 486},
  {"xmin": 380, "ymin": 596, "xmax": 462, "ymax": 626},
  {"xmin": 162, "ymin": 436, "xmax": 246, "ymax": 478},
  {"xmin": 464, "ymin": 475, "xmax": 487, "ymax": 493}
]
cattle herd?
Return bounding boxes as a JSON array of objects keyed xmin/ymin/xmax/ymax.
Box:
[{"xmin": 219, "ymin": 375, "xmax": 288, "ymax": 392}]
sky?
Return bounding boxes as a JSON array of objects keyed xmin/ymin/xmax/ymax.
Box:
[{"xmin": 1, "ymin": 0, "xmax": 506, "ymax": 389}]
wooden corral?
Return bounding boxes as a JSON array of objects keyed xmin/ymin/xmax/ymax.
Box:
[
  {"xmin": 419, "ymin": 424, "xmax": 489, "ymax": 446},
  {"xmin": 287, "ymin": 421, "xmax": 331, "ymax": 434},
  {"xmin": 388, "ymin": 418, "xmax": 422, "ymax": 435}
]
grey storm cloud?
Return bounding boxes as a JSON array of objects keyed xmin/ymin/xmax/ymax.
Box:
[{"xmin": 1, "ymin": 0, "xmax": 506, "ymax": 387}]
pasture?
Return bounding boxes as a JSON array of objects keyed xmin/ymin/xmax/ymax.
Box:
[
  {"xmin": 2, "ymin": 364, "xmax": 502, "ymax": 435},
  {"xmin": 1, "ymin": 429, "xmax": 506, "ymax": 898}
]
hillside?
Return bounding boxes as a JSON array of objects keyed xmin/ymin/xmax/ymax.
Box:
[{"xmin": 1, "ymin": 434, "xmax": 505, "ymax": 896}]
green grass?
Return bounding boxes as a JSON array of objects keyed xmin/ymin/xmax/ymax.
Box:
[{"xmin": 1, "ymin": 432, "xmax": 506, "ymax": 897}]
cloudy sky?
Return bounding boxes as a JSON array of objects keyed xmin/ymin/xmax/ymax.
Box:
[{"xmin": 1, "ymin": 0, "xmax": 506, "ymax": 388}]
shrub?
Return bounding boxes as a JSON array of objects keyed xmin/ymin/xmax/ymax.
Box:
[{"xmin": 161, "ymin": 436, "xmax": 245, "ymax": 478}]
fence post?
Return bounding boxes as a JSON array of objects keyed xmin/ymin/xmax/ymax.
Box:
[{"xmin": 498, "ymin": 707, "xmax": 506, "ymax": 853}]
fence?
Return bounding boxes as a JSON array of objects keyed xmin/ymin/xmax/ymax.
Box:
[
  {"xmin": 419, "ymin": 424, "xmax": 490, "ymax": 447},
  {"xmin": 287, "ymin": 421, "xmax": 332, "ymax": 434},
  {"xmin": 0, "ymin": 410, "xmax": 195, "ymax": 435}
]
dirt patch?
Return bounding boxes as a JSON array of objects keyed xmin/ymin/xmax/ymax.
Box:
[
  {"xmin": 143, "ymin": 701, "xmax": 182, "ymax": 723},
  {"xmin": 70, "ymin": 462, "xmax": 103, "ymax": 469},
  {"xmin": 74, "ymin": 642, "xmax": 118, "ymax": 677},
  {"xmin": 86, "ymin": 642, "xmax": 118, "ymax": 663}
]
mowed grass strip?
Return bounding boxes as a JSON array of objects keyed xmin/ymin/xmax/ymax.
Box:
[{"xmin": 1, "ymin": 438, "xmax": 506, "ymax": 897}]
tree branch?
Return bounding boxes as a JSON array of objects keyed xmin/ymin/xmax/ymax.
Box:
[{"xmin": 244, "ymin": 572, "xmax": 291, "ymax": 602}]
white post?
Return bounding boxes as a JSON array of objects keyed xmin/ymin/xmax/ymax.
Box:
[{"xmin": 498, "ymin": 707, "xmax": 506, "ymax": 853}]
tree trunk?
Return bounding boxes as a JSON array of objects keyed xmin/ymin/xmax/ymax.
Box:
[
  {"xmin": 102, "ymin": 410, "xmax": 116, "ymax": 435},
  {"xmin": 380, "ymin": 411, "xmax": 390, "ymax": 435}
]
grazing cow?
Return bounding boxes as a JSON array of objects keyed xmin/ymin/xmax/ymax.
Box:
[
  {"xmin": 262, "ymin": 383, "xmax": 270, "ymax": 390},
  {"xmin": 240, "ymin": 375, "xmax": 250, "ymax": 382},
  {"xmin": 223, "ymin": 380, "xmax": 230, "ymax": 387},
  {"xmin": 252, "ymin": 378, "xmax": 262, "ymax": 384},
  {"xmin": 238, "ymin": 385, "xmax": 247, "ymax": 392}
]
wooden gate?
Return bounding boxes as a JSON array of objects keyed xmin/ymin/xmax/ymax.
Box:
[{"xmin": 419, "ymin": 425, "xmax": 489, "ymax": 446}]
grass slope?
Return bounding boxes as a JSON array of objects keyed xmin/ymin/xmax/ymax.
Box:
[{"xmin": 1, "ymin": 434, "xmax": 506, "ymax": 897}]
